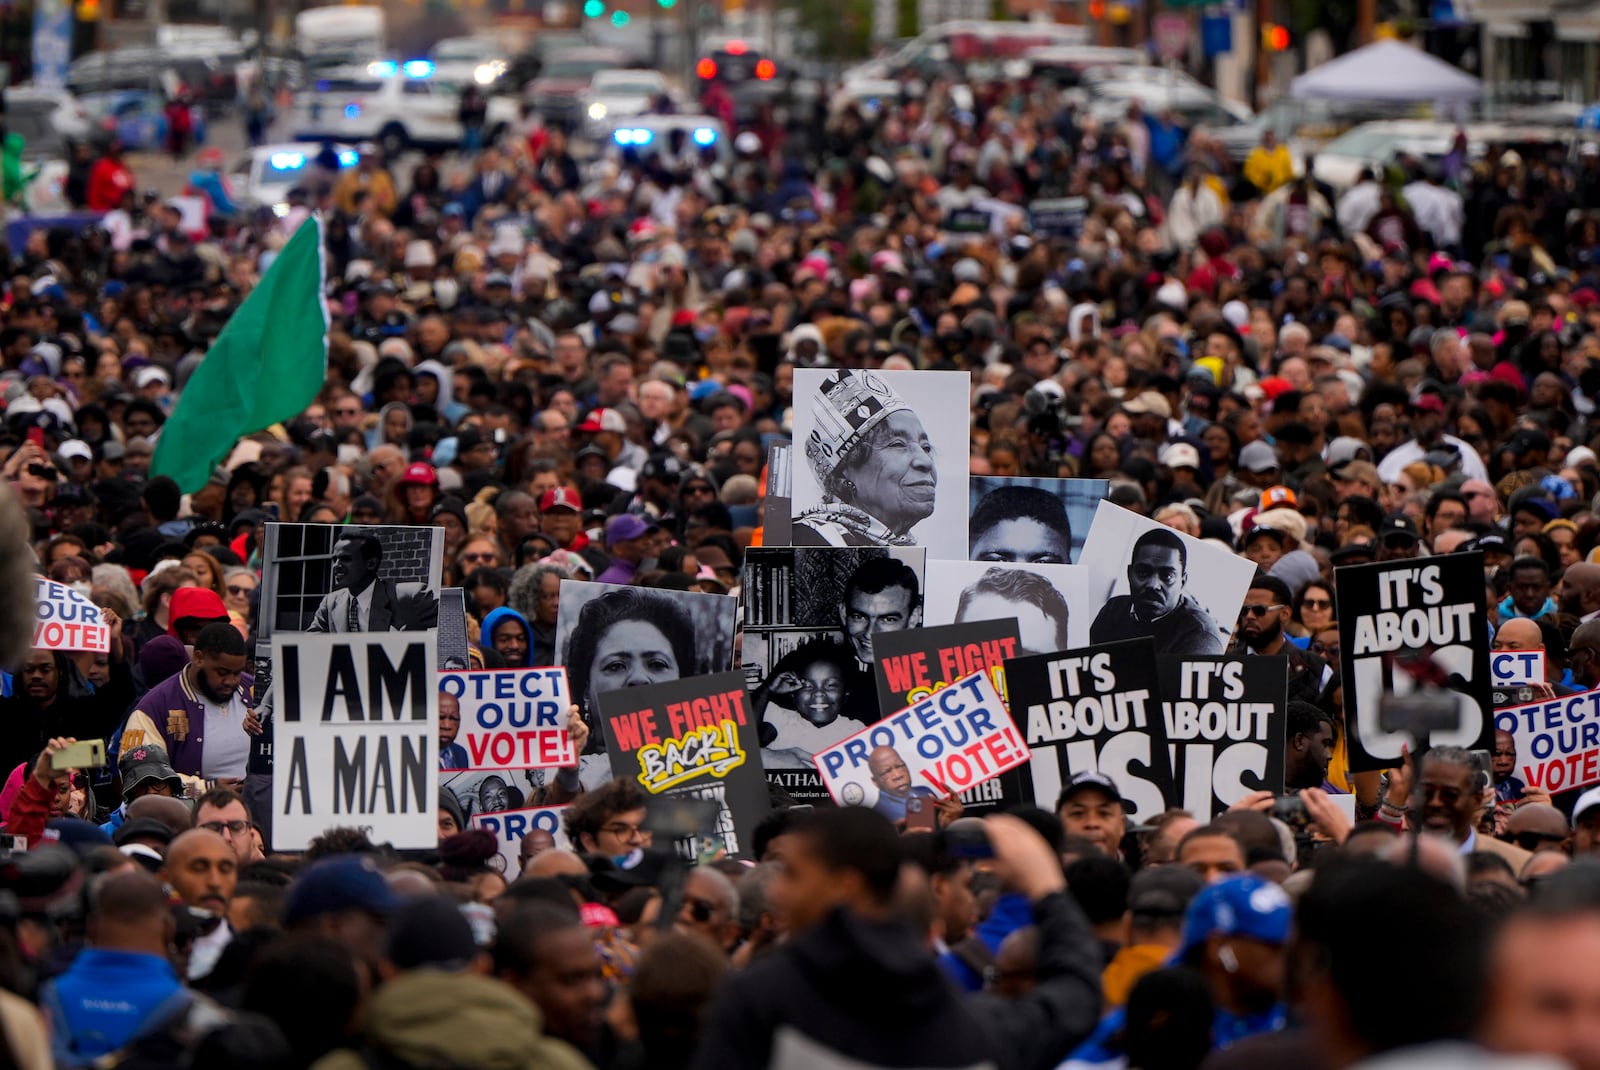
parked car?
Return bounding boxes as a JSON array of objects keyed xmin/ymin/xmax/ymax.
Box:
[
  {"xmin": 290, "ymin": 64, "xmax": 516, "ymax": 156},
  {"xmin": 82, "ymin": 90, "xmax": 207, "ymax": 152},
  {"xmin": 230, "ymin": 141, "xmax": 358, "ymax": 215},
  {"xmin": 581, "ymin": 69, "xmax": 670, "ymax": 135},
  {"xmin": 526, "ymin": 47, "xmax": 628, "ymax": 127}
]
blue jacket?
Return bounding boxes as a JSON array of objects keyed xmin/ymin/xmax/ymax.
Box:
[
  {"xmin": 481, "ymin": 607, "xmax": 533, "ymax": 668},
  {"xmin": 41, "ymin": 949, "xmax": 183, "ymax": 1062}
]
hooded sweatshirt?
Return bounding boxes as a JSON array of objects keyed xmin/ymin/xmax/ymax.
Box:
[
  {"xmin": 693, "ymin": 893, "xmax": 1102, "ymax": 1070},
  {"xmin": 481, "ymin": 606, "xmax": 534, "ymax": 668},
  {"xmin": 310, "ymin": 971, "xmax": 593, "ymax": 1070}
]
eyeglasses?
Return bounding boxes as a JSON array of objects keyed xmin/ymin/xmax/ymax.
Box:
[
  {"xmin": 336, "ymin": 406, "xmax": 362, "ymax": 417},
  {"xmin": 1301, "ymin": 598, "xmax": 1332, "ymax": 610},
  {"xmin": 1239, "ymin": 604, "xmax": 1284, "ymax": 618},
  {"xmin": 199, "ymin": 819, "xmax": 249, "ymax": 836},
  {"xmin": 599, "ymin": 822, "xmax": 648, "ymax": 842},
  {"xmin": 227, "ymin": 584, "xmax": 255, "ymax": 596}
]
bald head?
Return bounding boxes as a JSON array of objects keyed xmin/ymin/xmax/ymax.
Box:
[
  {"xmin": 1564, "ymin": 563, "xmax": 1600, "ymax": 616},
  {"xmin": 129, "ymin": 794, "xmax": 194, "ymax": 837},
  {"xmin": 1433, "ymin": 529, "xmax": 1476, "ymax": 556},
  {"xmin": 523, "ymin": 848, "xmax": 588, "ymax": 879},
  {"xmin": 1495, "ymin": 617, "xmax": 1544, "ymax": 651},
  {"xmin": 163, "ymin": 828, "xmax": 238, "ymax": 915}
]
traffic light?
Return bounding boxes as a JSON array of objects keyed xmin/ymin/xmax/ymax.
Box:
[
  {"xmin": 1087, "ymin": 0, "xmax": 1106, "ymax": 17},
  {"xmin": 610, "ymin": 9, "xmax": 629, "ymax": 23},
  {"xmin": 583, "ymin": 0, "xmax": 603, "ymax": 14},
  {"xmin": 1261, "ymin": 22, "xmax": 1289, "ymax": 49}
]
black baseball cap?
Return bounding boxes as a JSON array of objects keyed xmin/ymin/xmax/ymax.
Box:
[
  {"xmin": 1381, "ymin": 515, "xmax": 1420, "ymax": 543},
  {"xmin": 1127, "ymin": 865, "xmax": 1204, "ymax": 919},
  {"xmin": 1060, "ymin": 771, "xmax": 1135, "ymax": 814}
]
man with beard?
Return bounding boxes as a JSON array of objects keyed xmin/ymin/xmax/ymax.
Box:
[
  {"xmin": 120, "ymin": 623, "xmax": 259, "ymax": 792},
  {"xmin": 1284, "ymin": 702, "xmax": 1337, "ymax": 792},
  {"xmin": 1090, "ymin": 529, "xmax": 1222, "ymax": 654},
  {"xmin": 1230, "ymin": 575, "xmax": 1333, "ymax": 704}
]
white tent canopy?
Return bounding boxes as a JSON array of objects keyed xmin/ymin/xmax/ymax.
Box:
[{"xmin": 1291, "ymin": 40, "xmax": 1483, "ymax": 102}]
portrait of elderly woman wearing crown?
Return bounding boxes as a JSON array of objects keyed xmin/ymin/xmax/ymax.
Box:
[{"xmin": 794, "ymin": 370, "xmax": 938, "ymax": 547}]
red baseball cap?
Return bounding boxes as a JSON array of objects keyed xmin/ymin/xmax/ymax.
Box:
[
  {"xmin": 539, "ymin": 487, "xmax": 581, "ymax": 513},
  {"xmin": 399, "ymin": 462, "xmax": 438, "ymax": 486}
]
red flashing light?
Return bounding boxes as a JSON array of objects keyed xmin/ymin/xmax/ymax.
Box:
[
  {"xmin": 697, "ymin": 58, "xmax": 717, "ymax": 78},
  {"xmin": 725, "ymin": 39, "xmax": 747, "ymax": 54},
  {"xmin": 754, "ymin": 58, "xmax": 776, "ymax": 79}
]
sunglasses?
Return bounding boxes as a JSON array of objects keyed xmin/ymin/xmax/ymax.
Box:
[
  {"xmin": 1301, "ymin": 598, "xmax": 1332, "ymax": 610},
  {"xmin": 1239, "ymin": 603, "xmax": 1284, "ymax": 618},
  {"xmin": 461, "ymin": 552, "xmax": 497, "ymax": 564},
  {"xmin": 226, "ymin": 584, "xmax": 255, "ymax": 596}
]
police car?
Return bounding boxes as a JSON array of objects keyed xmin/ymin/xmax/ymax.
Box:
[
  {"xmin": 230, "ymin": 142, "xmax": 359, "ymax": 216},
  {"xmin": 599, "ymin": 114, "xmax": 729, "ymax": 164},
  {"xmin": 289, "ymin": 60, "xmax": 517, "ymax": 156}
]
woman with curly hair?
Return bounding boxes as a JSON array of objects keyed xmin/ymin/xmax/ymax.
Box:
[{"xmin": 565, "ymin": 587, "xmax": 699, "ymax": 787}]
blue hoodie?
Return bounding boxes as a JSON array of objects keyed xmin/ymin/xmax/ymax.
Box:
[
  {"xmin": 481, "ymin": 606, "xmax": 534, "ymax": 667},
  {"xmin": 41, "ymin": 949, "xmax": 184, "ymax": 1061}
]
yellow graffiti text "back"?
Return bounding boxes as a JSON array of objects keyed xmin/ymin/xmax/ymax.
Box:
[{"xmin": 636, "ymin": 721, "xmax": 746, "ymax": 792}]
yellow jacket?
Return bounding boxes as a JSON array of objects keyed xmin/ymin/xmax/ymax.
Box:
[{"xmin": 1244, "ymin": 144, "xmax": 1294, "ymax": 194}]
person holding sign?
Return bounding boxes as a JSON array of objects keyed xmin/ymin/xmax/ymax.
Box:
[{"xmin": 1090, "ymin": 529, "xmax": 1222, "ymax": 655}]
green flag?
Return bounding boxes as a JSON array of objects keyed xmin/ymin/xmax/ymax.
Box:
[{"xmin": 151, "ymin": 216, "xmax": 329, "ymax": 493}]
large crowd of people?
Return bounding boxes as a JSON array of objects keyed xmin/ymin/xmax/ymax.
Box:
[{"xmin": 0, "ymin": 53, "xmax": 1598, "ymax": 1070}]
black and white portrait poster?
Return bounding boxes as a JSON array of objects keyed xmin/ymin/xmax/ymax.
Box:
[
  {"xmin": 739, "ymin": 546, "xmax": 927, "ymax": 802},
  {"xmin": 1006, "ymin": 638, "xmax": 1175, "ymax": 822},
  {"xmin": 1335, "ymin": 554, "xmax": 1493, "ymax": 773},
  {"xmin": 1155, "ymin": 655, "xmax": 1288, "ymax": 816},
  {"xmin": 790, "ymin": 368, "xmax": 970, "ymax": 557},
  {"xmin": 270, "ymin": 630, "xmax": 439, "ymax": 851},
  {"xmin": 443, "ymin": 768, "xmax": 552, "ymax": 824},
  {"xmin": 921, "ymin": 560, "xmax": 1092, "ymax": 653},
  {"xmin": 258, "ymin": 523, "xmax": 445, "ymax": 642},
  {"xmin": 1077, "ymin": 500, "xmax": 1255, "ymax": 655},
  {"xmin": 968, "ymin": 477, "xmax": 1109, "ymax": 564},
  {"xmin": 555, "ymin": 580, "xmax": 738, "ymax": 790}
]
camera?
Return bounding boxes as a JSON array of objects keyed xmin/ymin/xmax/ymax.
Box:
[{"xmin": 1378, "ymin": 690, "xmax": 1464, "ymax": 738}]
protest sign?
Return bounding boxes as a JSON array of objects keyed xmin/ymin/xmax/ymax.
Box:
[
  {"xmin": 556, "ymin": 581, "xmax": 738, "ymax": 791},
  {"xmin": 1495, "ymin": 690, "xmax": 1600, "ymax": 796},
  {"xmin": 740, "ymin": 546, "xmax": 926, "ymax": 803},
  {"xmin": 597, "ymin": 670, "xmax": 769, "ymax": 860},
  {"xmin": 872, "ymin": 619, "xmax": 1027, "ymax": 813},
  {"xmin": 968, "ymin": 476, "xmax": 1108, "ymax": 564},
  {"xmin": 1156, "ymin": 655, "xmax": 1288, "ymax": 816},
  {"xmin": 814, "ymin": 671, "xmax": 1028, "ymax": 814},
  {"xmin": 472, "ymin": 805, "xmax": 570, "ymax": 880},
  {"xmin": 439, "ymin": 668, "xmax": 574, "ymax": 771},
  {"xmin": 1007, "ymin": 638, "xmax": 1174, "ymax": 822},
  {"xmin": 1493, "ymin": 650, "xmax": 1545, "ymax": 686},
  {"xmin": 791, "ymin": 368, "xmax": 970, "ymax": 560},
  {"xmin": 921, "ymin": 559, "xmax": 1093, "ymax": 652},
  {"xmin": 1336, "ymin": 554, "xmax": 1493, "ymax": 772},
  {"xmin": 874, "ymin": 619, "xmax": 1023, "ymax": 714},
  {"xmin": 32, "ymin": 576, "xmax": 109, "ymax": 653},
  {"xmin": 1078, "ymin": 500, "xmax": 1255, "ymax": 655},
  {"xmin": 271, "ymin": 630, "xmax": 439, "ymax": 851}
]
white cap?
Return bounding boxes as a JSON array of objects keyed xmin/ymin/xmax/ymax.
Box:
[
  {"xmin": 57, "ymin": 439, "xmax": 92, "ymax": 463},
  {"xmin": 403, "ymin": 240, "xmax": 436, "ymax": 269},
  {"xmin": 1566, "ymin": 445, "xmax": 1598, "ymax": 469},
  {"xmin": 133, "ymin": 366, "xmax": 170, "ymax": 390},
  {"xmin": 1575, "ymin": 786, "xmax": 1600, "ymax": 829},
  {"xmin": 1155, "ymin": 281, "xmax": 1188, "ymax": 311},
  {"xmin": 1161, "ymin": 442, "xmax": 1201, "ymax": 470},
  {"xmin": 1221, "ymin": 299, "xmax": 1250, "ymax": 329},
  {"xmin": 952, "ymin": 258, "xmax": 983, "ymax": 283}
]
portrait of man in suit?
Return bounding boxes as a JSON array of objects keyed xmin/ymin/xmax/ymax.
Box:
[{"xmin": 308, "ymin": 534, "xmax": 438, "ymax": 634}]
